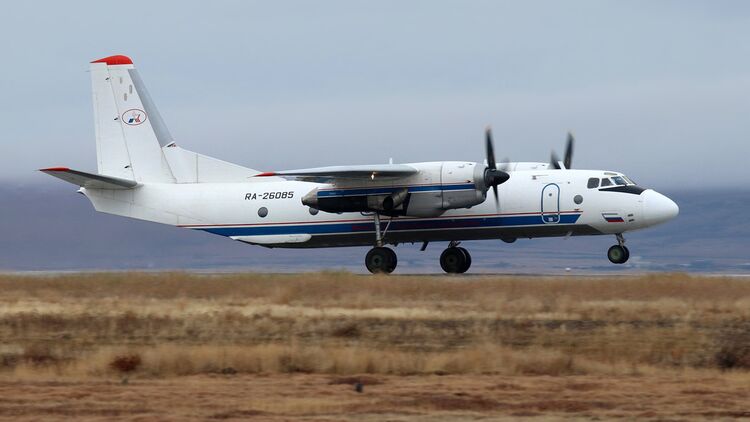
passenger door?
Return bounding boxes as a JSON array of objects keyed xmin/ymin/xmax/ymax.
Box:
[{"xmin": 541, "ymin": 183, "xmax": 560, "ymax": 223}]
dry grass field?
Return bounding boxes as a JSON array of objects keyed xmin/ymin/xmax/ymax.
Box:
[{"xmin": 0, "ymin": 272, "xmax": 749, "ymax": 420}]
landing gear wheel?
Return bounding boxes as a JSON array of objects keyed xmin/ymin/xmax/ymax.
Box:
[
  {"xmin": 607, "ymin": 245, "xmax": 630, "ymax": 264},
  {"xmin": 385, "ymin": 248, "xmax": 397, "ymax": 272},
  {"xmin": 457, "ymin": 247, "xmax": 472, "ymax": 273},
  {"xmin": 365, "ymin": 247, "xmax": 397, "ymax": 274},
  {"xmin": 440, "ymin": 247, "xmax": 469, "ymax": 274}
]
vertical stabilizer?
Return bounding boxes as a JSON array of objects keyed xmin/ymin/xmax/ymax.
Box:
[{"xmin": 90, "ymin": 55, "xmax": 175, "ymax": 183}]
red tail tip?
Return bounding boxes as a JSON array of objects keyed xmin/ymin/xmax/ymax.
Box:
[
  {"xmin": 40, "ymin": 167, "xmax": 70, "ymax": 172},
  {"xmin": 91, "ymin": 55, "xmax": 133, "ymax": 65},
  {"xmin": 254, "ymin": 172, "xmax": 277, "ymax": 177}
]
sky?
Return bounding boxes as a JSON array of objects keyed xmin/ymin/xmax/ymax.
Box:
[{"xmin": 2, "ymin": 1, "xmax": 749, "ymax": 189}]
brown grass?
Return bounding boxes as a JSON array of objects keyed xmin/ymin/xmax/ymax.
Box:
[
  {"xmin": 1, "ymin": 272, "xmax": 750, "ymax": 419},
  {"xmin": 0, "ymin": 272, "xmax": 749, "ymax": 380}
]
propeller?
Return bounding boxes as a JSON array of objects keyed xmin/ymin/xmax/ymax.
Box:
[
  {"xmin": 550, "ymin": 131, "xmax": 575, "ymax": 169},
  {"xmin": 484, "ymin": 127, "xmax": 510, "ymax": 209}
]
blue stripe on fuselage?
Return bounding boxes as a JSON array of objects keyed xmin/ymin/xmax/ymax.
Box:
[
  {"xmin": 318, "ymin": 183, "xmax": 475, "ymax": 198},
  {"xmin": 198, "ymin": 213, "xmax": 581, "ymax": 237}
]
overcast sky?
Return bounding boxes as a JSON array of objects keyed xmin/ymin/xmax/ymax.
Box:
[{"xmin": 3, "ymin": 1, "xmax": 749, "ymax": 189}]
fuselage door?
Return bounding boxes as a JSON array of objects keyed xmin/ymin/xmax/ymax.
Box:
[{"xmin": 541, "ymin": 183, "xmax": 560, "ymax": 224}]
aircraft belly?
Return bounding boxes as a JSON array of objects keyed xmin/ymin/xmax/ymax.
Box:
[{"xmin": 252, "ymin": 224, "xmax": 603, "ymax": 249}]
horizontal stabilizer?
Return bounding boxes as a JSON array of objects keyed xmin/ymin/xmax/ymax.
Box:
[
  {"xmin": 40, "ymin": 167, "xmax": 139, "ymax": 190},
  {"xmin": 255, "ymin": 164, "xmax": 418, "ymax": 182}
]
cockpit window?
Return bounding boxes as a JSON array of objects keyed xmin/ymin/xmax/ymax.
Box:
[
  {"xmin": 611, "ymin": 176, "xmax": 627, "ymax": 186},
  {"xmin": 587, "ymin": 178, "xmax": 599, "ymax": 188},
  {"xmin": 600, "ymin": 178, "xmax": 612, "ymax": 187},
  {"xmin": 623, "ymin": 176, "xmax": 635, "ymax": 185}
]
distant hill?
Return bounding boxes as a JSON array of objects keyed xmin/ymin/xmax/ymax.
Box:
[{"xmin": 1, "ymin": 184, "xmax": 747, "ymax": 274}]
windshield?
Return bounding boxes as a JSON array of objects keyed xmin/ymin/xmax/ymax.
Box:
[{"xmin": 611, "ymin": 176, "xmax": 628, "ymax": 186}]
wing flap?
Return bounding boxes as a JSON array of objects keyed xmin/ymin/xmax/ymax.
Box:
[{"xmin": 40, "ymin": 167, "xmax": 139, "ymax": 189}]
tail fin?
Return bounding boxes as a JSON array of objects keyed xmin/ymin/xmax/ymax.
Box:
[
  {"xmin": 90, "ymin": 55, "xmax": 261, "ymax": 184},
  {"xmin": 90, "ymin": 55, "xmax": 175, "ymax": 183}
]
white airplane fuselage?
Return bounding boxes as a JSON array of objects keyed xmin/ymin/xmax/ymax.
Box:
[{"xmin": 82, "ymin": 162, "xmax": 677, "ymax": 249}]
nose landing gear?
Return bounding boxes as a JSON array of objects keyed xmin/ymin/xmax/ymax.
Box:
[
  {"xmin": 440, "ymin": 242, "xmax": 472, "ymax": 274},
  {"xmin": 607, "ymin": 233, "xmax": 630, "ymax": 264}
]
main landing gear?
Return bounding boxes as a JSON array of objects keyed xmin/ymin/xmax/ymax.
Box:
[
  {"xmin": 365, "ymin": 247, "xmax": 397, "ymax": 274},
  {"xmin": 607, "ymin": 233, "xmax": 630, "ymax": 264},
  {"xmin": 440, "ymin": 242, "xmax": 472, "ymax": 274},
  {"xmin": 365, "ymin": 213, "xmax": 398, "ymax": 274},
  {"xmin": 363, "ymin": 214, "xmax": 474, "ymax": 274}
]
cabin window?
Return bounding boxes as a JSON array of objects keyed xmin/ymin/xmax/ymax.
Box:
[
  {"xmin": 600, "ymin": 178, "xmax": 612, "ymax": 187},
  {"xmin": 587, "ymin": 178, "xmax": 599, "ymax": 188},
  {"xmin": 309, "ymin": 207, "xmax": 319, "ymax": 215},
  {"xmin": 574, "ymin": 195, "xmax": 583, "ymax": 204},
  {"xmin": 258, "ymin": 207, "xmax": 268, "ymax": 218}
]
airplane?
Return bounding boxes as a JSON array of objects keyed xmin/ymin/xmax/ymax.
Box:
[{"xmin": 41, "ymin": 55, "xmax": 679, "ymax": 274}]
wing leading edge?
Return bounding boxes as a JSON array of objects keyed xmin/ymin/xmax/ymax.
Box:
[{"xmin": 255, "ymin": 164, "xmax": 418, "ymax": 182}]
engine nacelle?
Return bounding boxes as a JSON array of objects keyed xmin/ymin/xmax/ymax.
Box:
[
  {"xmin": 301, "ymin": 161, "xmax": 491, "ymax": 217},
  {"xmin": 440, "ymin": 162, "xmax": 487, "ymax": 209},
  {"xmin": 302, "ymin": 187, "xmax": 410, "ymax": 213}
]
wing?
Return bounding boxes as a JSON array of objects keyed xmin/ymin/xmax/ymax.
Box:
[{"xmin": 255, "ymin": 164, "xmax": 418, "ymax": 182}]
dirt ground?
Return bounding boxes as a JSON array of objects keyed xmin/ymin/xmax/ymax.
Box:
[{"xmin": 1, "ymin": 373, "xmax": 749, "ymax": 421}]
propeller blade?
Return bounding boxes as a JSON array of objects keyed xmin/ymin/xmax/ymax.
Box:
[
  {"xmin": 482, "ymin": 126, "xmax": 509, "ymax": 211},
  {"xmin": 485, "ymin": 127, "xmax": 496, "ymax": 170},
  {"xmin": 550, "ymin": 151, "xmax": 562, "ymax": 170},
  {"xmin": 564, "ymin": 132, "xmax": 574, "ymax": 169}
]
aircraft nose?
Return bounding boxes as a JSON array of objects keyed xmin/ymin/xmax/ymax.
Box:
[{"xmin": 641, "ymin": 190, "xmax": 679, "ymax": 226}]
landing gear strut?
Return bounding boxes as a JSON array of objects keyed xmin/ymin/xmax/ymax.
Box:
[
  {"xmin": 440, "ymin": 242, "xmax": 472, "ymax": 274},
  {"xmin": 607, "ymin": 233, "xmax": 630, "ymax": 264},
  {"xmin": 365, "ymin": 213, "xmax": 397, "ymax": 274}
]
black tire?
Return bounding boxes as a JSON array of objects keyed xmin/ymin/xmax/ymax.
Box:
[
  {"xmin": 384, "ymin": 247, "xmax": 398, "ymax": 273},
  {"xmin": 457, "ymin": 247, "xmax": 472, "ymax": 273},
  {"xmin": 365, "ymin": 247, "xmax": 396, "ymax": 274},
  {"xmin": 607, "ymin": 245, "xmax": 629, "ymax": 264},
  {"xmin": 440, "ymin": 247, "xmax": 467, "ymax": 274}
]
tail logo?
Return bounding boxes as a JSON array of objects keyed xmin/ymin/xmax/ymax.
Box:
[{"xmin": 122, "ymin": 109, "xmax": 147, "ymax": 126}]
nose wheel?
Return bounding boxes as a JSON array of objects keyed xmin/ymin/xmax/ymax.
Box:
[
  {"xmin": 440, "ymin": 246, "xmax": 472, "ymax": 274},
  {"xmin": 607, "ymin": 234, "xmax": 630, "ymax": 264}
]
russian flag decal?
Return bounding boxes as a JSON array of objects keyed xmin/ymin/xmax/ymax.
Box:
[{"xmin": 602, "ymin": 212, "xmax": 624, "ymax": 223}]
